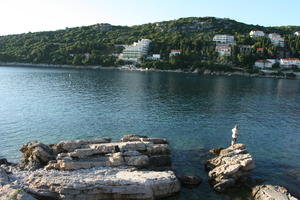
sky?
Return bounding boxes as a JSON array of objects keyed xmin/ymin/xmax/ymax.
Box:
[{"xmin": 0, "ymin": 0, "xmax": 299, "ymax": 36}]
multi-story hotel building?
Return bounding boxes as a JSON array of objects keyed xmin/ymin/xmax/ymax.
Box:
[
  {"xmin": 213, "ymin": 34, "xmax": 235, "ymax": 45},
  {"xmin": 119, "ymin": 39, "xmax": 151, "ymax": 62}
]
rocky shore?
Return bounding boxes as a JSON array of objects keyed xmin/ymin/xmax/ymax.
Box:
[
  {"xmin": 206, "ymin": 144, "xmax": 298, "ymax": 200},
  {"xmin": 0, "ymin": 136, "xmax": 298, "ymax": 200},
  {"xmin": 1, "ymin": 62, "xmax": 299, "ymax": 79},
  {"xmin": 0, "ymin": 135, "xmax": 180, "ymax": 200}
]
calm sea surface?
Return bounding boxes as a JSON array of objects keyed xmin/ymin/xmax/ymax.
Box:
[{"xmin": 0, "ymin": 66, "xmax": 299, "ymax": 199}]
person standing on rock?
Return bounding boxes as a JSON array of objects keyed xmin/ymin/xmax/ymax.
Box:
[{"xmin": 231, "ymin": 125, "xmax": 239, "ymax": 146}]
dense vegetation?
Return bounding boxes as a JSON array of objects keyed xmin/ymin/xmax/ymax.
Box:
[{"xmin": 0, "ymin": 17, "xmax": 299, "ymax": 70}]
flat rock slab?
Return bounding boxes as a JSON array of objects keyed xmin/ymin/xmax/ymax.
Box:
[{"xmin": 14, "ymin": 167, "xmax": 180, "ymax": 200}]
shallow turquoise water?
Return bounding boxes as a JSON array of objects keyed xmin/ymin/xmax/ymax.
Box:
[{"xmin": 0, "ymin": 66, "xmax": 299, "ymax": 199}]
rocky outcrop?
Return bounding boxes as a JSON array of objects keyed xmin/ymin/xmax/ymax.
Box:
[
  {"xmin": 252, "ymin": 185, "xmax": 297, "ymax": 200},
  {"xmin": 19, "ymin": 141, "xmax": 55, "ymax": 170},
  {"xmin": 206, "ymin": 144, "xmax": 255, "ymax": 192},
  {"xmin": 9, "ymin": 167, "xmax": 180, "ymax": 200},
  {"xmin": 0, "ymin": 167, "xmax": 38, "ymax": 200},
  {"xmin": 42, "ymin": 135, "xmax": 171, "ymax": 171},
  {"xmin": 0, "ymin": 168, "xmax": 8, "ymax": 186},
  {"xmin": 0, "ymin": 184, "xmax": 38, "ymax": 200},
  {"xmin": 0, "ymin": 135, "xmax": 180, "ymax": 200}
]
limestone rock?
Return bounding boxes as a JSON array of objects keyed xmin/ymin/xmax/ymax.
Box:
[
  {"xmin": 252, "ymin": 185, "xmax": 297, "ymax": 200},
  {"xmin": 120, "ymin": 135, "xmax": 168, "ymax": 144},
  {"xmin": 179, "ymin": 175, "xmax": 202, "ymax": 186},
  {"xmin": 209, "ymin": 147, "xmax": 224, "ymax": 155},
  {"xmin": 19, "ymin": 141, "xmax": 55, "ymax": 170},
  {"xmin": 42, "ymin": 136, "xmax": 172, "ymax": 171},
  {"xmin": 56, "ymin": 138, "xmax": 111, "ymax": 152},
  {"xmin": 125, "ymin": 155, "xmax": 149, "ymax": 167},
  {"xmin": 206, "ymin": 144, "xmax": 255, "ymax": 192},
  {"xmin": 14, "ymin": 167, "xmax": 180, "ymax": 200},
  {"xmin": 0, "ymin": 185, "xmax": 38, "ymax": 200},
  {"xmin": 0, "ymin": 167, "xmax": 8, "ymax": 186},
  {"xmin": 0, "ymin": 158, "xmax": 11, "ymax": 166},
  {"xmin": 119, "ymin": 134, "xmax": 148, "ymax": 142}
]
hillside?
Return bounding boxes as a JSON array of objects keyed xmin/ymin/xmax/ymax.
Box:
[{"xmin": 0, "ymin": 17, "xmax": 299, "ymax": 69}]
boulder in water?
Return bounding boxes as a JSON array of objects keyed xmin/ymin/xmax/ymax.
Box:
[
  {"xmin": 179, "ymin": 175, "xmax": 202, "ymax": 187},
  {"xmin": 252, "ymin": 185, "xmax": 297, "ymax": 200},
  {"xmin": 206, "ymin": 144, "xmax": 255, "ymax": 192}
]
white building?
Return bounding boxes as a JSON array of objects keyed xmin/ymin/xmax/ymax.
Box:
[
  {"xmin": 254, "ymin": 60, "xmax": 275, "ymax": 69},
  {"xmin": 280, "ymin": 58, "xmax": 300, "ymax": 68},
  {"xmin": 152, "ymin": 54, "xmax": 161, "ymax": 60},
  {"xmin": 147, "ymin": 54, "xmax": 161, "ymax": 60},
  {"xmin": 119, "ymin": 39, "xmax": 151, "ymax": 62},
  {"xmin": 268, "ymin": 33, "xmax": 285, "ymax": 47},
  {"xmin": 295, "ymin": 31, "xmax": 300, "ymax": 36},
  {"xmin": 215, "ymin": 45, "xmax": 231, "ymax": 56},
  {"xmin": 213, "ymin": 34, "xmax": 235, "ymax": 45},
  {"xmin": 169, "ymin": 49, "xmax": 182, "ymax": 57},
  {"xmin": 84, "ymin": 53, "xmax": 92, "ymax": 59},
  {"xmin": 250, "ymin": 30, "xmax": 265, "ymax": 37}
]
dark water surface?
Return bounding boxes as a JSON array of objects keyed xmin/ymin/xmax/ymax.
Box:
[{"xmin": 0, "ymin": 66, "xmax": 299, "ymax": 199}]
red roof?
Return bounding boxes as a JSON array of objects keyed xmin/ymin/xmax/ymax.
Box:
[
  {"xmin": 257, "ymin": 48, "xmax": 264, "ymax": 51},
  {"xmin": 281, "ymin": 58, "xmax": 300, "ymax": 61},
  {"xmin": 216, "ymin": 46, "xmax": 231, "ymax": 50},
  {"xmin": 170, "ymin": 49, "xmax": 182, "ymax": 53},
  {"xmin": 256, "ymin": 60, "xmax": 271, "ymax": 63}
]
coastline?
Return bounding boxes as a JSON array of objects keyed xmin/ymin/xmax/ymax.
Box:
[{"xmin": 0, "ymin": 62, "xmax": 299, "ymax": 80}]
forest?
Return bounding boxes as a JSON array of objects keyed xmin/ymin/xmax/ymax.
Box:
[{"xmin": 0, "ymin": 17, "xmax": 299, "ymax": 71}]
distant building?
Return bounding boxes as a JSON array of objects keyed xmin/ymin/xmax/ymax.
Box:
[
  {"xmin": 250, "ymin": 30, "xmax": 265, "ymax": 37},
  {"xmin": 280, "ymin": 58, "xmax": 300, "ymax": 68},
  {"xmin": 295, "ymin": 31, "xmax": 300, "ymax": 36},
  {"xmin": 254, "ymin": 59, "xmax": 276, "ymax": 69},
  {"xmin": 147, "ymin": 54, "xmax": 161, "ymax": 60},
  {"xmin": 213, "ymin": 34, "xmax": 235, "ymax": 45},
  {"xmin": 239, "ymin": 45, "xmax": 252, "ymax": 54},
  {"xmin": 257, "ymin": 48, "xmax": 264, "ymax": 53},
  {"xmin": 169, "ymin": 49, "xmax": 182, "ymax": 57},
  {"xmin": 119, "ymin": 39, "xmax": 151, "ymax": 62},
  {"xmin": 215, "ymin": 45, "xmax": 231, "ymax": 56},
  {"xmin": 84, "ymin": 53, "xmax": 92, "ymax": 59},
  {"xmin": 268, "ymin": 33, "xmax": 285, "ymax": 47},
  {"xmin": 152, "ymin": 54, "xmax": 161, "ymax": 60}
]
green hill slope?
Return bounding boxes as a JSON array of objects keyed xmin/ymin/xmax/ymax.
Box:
[{"xmin": 0, "ymin": 17, "xmax": 299, "ymax": 69}]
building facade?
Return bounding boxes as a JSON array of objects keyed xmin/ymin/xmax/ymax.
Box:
[
  {"xmin": 215, "ymin": 45, "xmax": 231, "ymax": 56},
  {"xmin": 169, "ymin": 49, "xmax": 182, "ymax": 57},
  {"xmin": 119, "ymin": 39, "xmax": 151, "ymax": 62},
  {"xmin": 268, "ymin": 33, "xmax": 285, "ymax": 47},
  {"xmin": 250, "ymin": 30, "xmax": 265, "ymax": 37},
  {"xmin": 213, "ymin": 34, "xmax": 235, "ymax": 45},
  {"xmin": 280, "ymin": 58, "xmax": 300, "ymax": 68},
  {"xmin": 254, "ymin": 60, "xmax": 275, "ymax": 69},
  {"xmin": 295, "ymin": 31, "xmax": 300, "ymax": 36}
]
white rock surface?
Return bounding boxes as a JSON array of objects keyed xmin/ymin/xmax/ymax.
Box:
[
  {"xmin": 44, "ymin": 135, "xmax": 172, "ymax": 170},
  {"xmin": 206, "ymin": 144, "xmax": 255, "ymax": 192},
  {"xmin": 0, "ymin": 184, "xmax": 37, "ymax": 200},
  {"xmin": 12, "ymin": 167, "xmax": 180, "ymax": 200},
  {"xmin": 252, "ymin": 185, "xmax": 297, "ymax": 200}
]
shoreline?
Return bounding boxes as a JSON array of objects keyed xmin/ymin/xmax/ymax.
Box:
[{"xmin": 0, "ymin": 62, "xmax": 299, "ymax": 80}]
